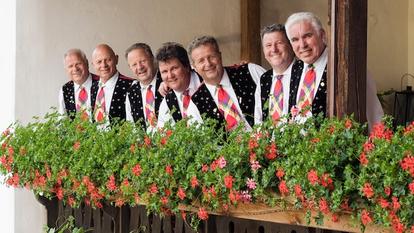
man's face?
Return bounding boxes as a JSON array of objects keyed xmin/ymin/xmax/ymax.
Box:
[
  {"xmin": 158, "ymin": 58, "xmax": 191, "ymax": 92},
  {"xmin": 64, "ymin": 53, "xmax": 89, "ymax": 85},
  {"xmin": 92, "ymin": 46, "xmax": 118, "ymax": 82},
  {"xmin": 127, "ymin": 48, "xmax": 155, "ymax": 85},
  {"xmin": 262, "ymin": 31, "xmax": 294, "ymax": 72},
  {"xmin": 288, "ymin": 20, "xmax": 326, "ymax": 64},
  {"xmin": 190, "ymin": 44, "xmax": 224, "ymax": 85}
]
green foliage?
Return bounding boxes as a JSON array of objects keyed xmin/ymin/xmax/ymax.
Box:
[{"xmin": 1, "ymin": 111, "xmax": 414, "ymax": 231}]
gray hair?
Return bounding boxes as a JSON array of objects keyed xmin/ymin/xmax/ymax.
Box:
[
  {"xmin": 260, "ymin": 23, "xmax": 288, "ymax": 41},
  {"xmin": 124, "ymin": 42, "xmax": 154, "ymax": 61},
  {"xmin": 63, "ymin": 48, "xmax": 88, "ymax": 66},
  {"xmin": 285, "ymin": 12, "xmax": 324, "ymax": 40},
  {"xmin": 187, "ymin": 35, "xmax": 220, "ymax": 61}
]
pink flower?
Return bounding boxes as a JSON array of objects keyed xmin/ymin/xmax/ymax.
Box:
[
  {"xmin": 240, "ymin": 190, "xmax": 252, "ymax": 203},
  {"xmin": 217, "ymin": 156, "xmax": 227, "ymax": 169},
  {"xmin": 246, "ymin": 178, "xmax": 256, "ymax": 190},
  {"xmin": 250, "ymin": 160, "xmax": 261, "ymax": 171},
  {"xmin": 307, "ymin": 169, "xmax": 319, "ymax": 185},
  {"xmin": 378, "ymin": 197, "xmax": 389, "ymax": 209}
]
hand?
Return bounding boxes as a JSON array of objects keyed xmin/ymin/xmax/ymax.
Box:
[{"xmin": 158, "ymin": 82, "xmax": 170, "ymax": 97}]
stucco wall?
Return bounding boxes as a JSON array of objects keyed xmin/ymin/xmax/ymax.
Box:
[{"xmin": 16, "ymin": 0, "xmax": 241, "ymax": 123}]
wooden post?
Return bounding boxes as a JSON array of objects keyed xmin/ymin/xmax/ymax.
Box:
[
  {"xmin": 329, "ymin": 0, "xmax": 367, "ymax": 123},
  {"xmin": 240, "ymin": 0, "xmax": 261, "ymax": 64}
]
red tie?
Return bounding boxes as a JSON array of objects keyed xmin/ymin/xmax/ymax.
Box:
[
  {"xmin": 145, "ymin": 85, "xmax": 156, "ymax": 127},
  {"xmin": 182, "ymin": 89, "xmax": 190, "ymax": 118},
  {"xmin": 297, "ymin": 65, "xmax": 316, "ymax": 113},
  {"xmin": 94, "ymin": 85, "xmax": 106, "ymax": 122},
  {"xmin": 217, "ymin": 85, "xmax": 241, "ymax": 131},
  {"xmin": 76, "ymin": 86, "xmax": 88, "ymax": 111},
  {"xmin": 270, "ymin": 75, "xmax": 284, "ymax": 121}
]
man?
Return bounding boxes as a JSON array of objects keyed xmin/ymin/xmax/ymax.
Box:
[
  {"xmin": 156, "ymin": 42, "xmax": 202, "ymax": 128},
  {"xmin": 259, "ymin": 24, "xmax": 302, "ymax": 123},
  {"xmin": 58, "ymin": 48, "xmax": 98, "ymax": 120},
  {"xmin": 125, "ymin": 43, "xmax": 163, "ymax": 129},
  {"xmin": 91, "ymin": 44, "xmax": 133, "ymax": 123},
  {"xmin": 188, "ymin": 36, "xmax": 265, "ymax": 131},
  {"xmin": 285, "ymin": 12, "xmax": 383, "ymax": 126}
]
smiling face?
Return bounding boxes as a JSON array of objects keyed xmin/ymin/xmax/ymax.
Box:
[
  {"xmin": 190, "ymin": 44, "xmax": 224, "ymax": 86},
  {"xmin": 64, "ymin": 53, "xmax": 89, "ymax": 85},
  {"xmin": 287, "ymin": 20, "xmax": 326, "ymax": 64},
  {"xmin": 127, "ymin": 48, "xmax": 155, "ymax": 85},
  {"xmin": 262, "ymin": 31, "xmax": 294, "ymax": 73},
  {"xmin": 158, "ymin": 58, "xmax": 191, "ymax": 92},
  {"xmin": 92, "ymin": 44, "xmax": 119, "ymax": 82}
]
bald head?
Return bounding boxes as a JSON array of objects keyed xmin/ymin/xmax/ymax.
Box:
[{"xmin": 92, "ymin": 44, "xmax": 119, "ymax": 82}]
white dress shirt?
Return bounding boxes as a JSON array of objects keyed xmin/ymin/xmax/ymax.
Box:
[
  {"xmin": 125, "ymin": 76, "xmax": 158, "ymax": 122},
  {"xmin": 157, "ymin": 71, "xmax": 201, "ymax": 128},
  {"xmin": 58, "ymin": 74, "xmax": 93, "ymax": 116}
]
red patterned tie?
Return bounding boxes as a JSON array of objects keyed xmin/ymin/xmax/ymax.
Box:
[
  {"xmin": 269, "ymin": 75, "xmax": 284, "ymax": 121},
  {"xmin": 182, "ymin": 89, "xmax": 190, "ymax": 118},
  {"xmin": 76, "ymin": 86, "xmax": 88, "ymax": 111},
  {"xmin": 217, "ymin": 85, "xmax": 242, "ymax": 131},
  {"xmin": 77, "ymin": 86, "xmax": 89, "ymax": 120},
  {"xmin": 297, "ymin": 65, "xmax": 316, "ymax": 113},
  {"xmin": 145, "ymin": 85, "xmax": 156, "ymax": 127},
  {"xmin": 94, "ymin": 85, "xmax": 106, "ymax": 122}
]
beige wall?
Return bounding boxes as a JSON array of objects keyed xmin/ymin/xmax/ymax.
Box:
[
  {"xmin": 16, "ymin": 0, "xmax": 241, "ymax": 123},
  {"xmin": 408, "ymin": 1, "xmax": 414, "ymax": 86},
  {"xmin": 368, "ymin": 0, "xmax": 408, "ymax": 92}
]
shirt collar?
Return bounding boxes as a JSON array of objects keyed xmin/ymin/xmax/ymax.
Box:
[
  {"xmin": 99, "ymin": 72, "xmax": 119, "ymax": 88},
  {"xmin": 272, "ymin": 59, "xmax": 295, "ymax": 79},
  {"xmin": 303, "ymin": 47, "xmax": 328, "ymax": 70},
  {"xmin": 204, "ymin": 70, "xmax": 230, "ymax": 95},
  {"xmin": 74, "ymin": 74, "xmax": 92, "ymax": 91},
  {"xmin": 140, "ymin": 75, "xmax": 157, "ymax": 90}
]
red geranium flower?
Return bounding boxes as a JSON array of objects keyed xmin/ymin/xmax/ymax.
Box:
[
  {"xmin": 224, "ymin": 175, "xmax": 234, "ymax": 189},
  {"xmin": 177, "ymin": 187, "xmax": 186, "ymax": 200},
  {"xmin": 319, "ymin": 198, "xmax": 330, "ymax": 214},
  {"xmin": 362, "ymin": 183, "xmax": 374, "ymax": 198},
  {"xmin": 278, "ymin": 180, "xmax": 289, "ymax": 195},
  {"xmin": 132, "ymin": 164, "xmax": 142, "ymax": 176},
  {"xmin": 276, "ymin": 168, "xmax": 285, "ymax": 180},
  {"xmin": 359, "ymin": 152, "xmax": 368, "ymax": 165},
  {"xmin": 307, "ymin": 169, "xmax": 319, "ymax": 185},
  {"xmin": 165, "ymin": 165, "xmax": 173, "ymax": 176},
  {"xmin": 360, "ymin": 209, "xmax": 372, "ymax": 225},
  {"xmin": 106, "ymin": 175, "xmax": 117, "ymax": 192},
  {"xmin": 197, "ymin": 207, "xmax": 208, "ymax": 220},
  {"xmin": 190, "ymin": 176, "xmax": 199, "ymax": 188},
  {"xmin": 344, "ymin": 119, "xmax": 352, "ymax": 129}
]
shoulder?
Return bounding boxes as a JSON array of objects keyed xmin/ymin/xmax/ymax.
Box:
[
  {"xmin": 118, "ymin": 73, "xmax": 134, "ymax": 82},
  {"xmin": 62, "ymin": 80, "xmax": 74, "ymax": 89}
]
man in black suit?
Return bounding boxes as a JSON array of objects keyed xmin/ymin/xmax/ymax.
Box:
[
  {"xmin": 58, "ymin": 48, "xmax": 98, "ymax": 120},
  {"xmin": 91, "ymin": 44, "xmax": 133, "ymax": 124},
  {"xmin": 188, "ymin": 36, "xmax": 265, "ymax": 131},
  {"xmin": 259, "ymin": 24, "xmax": 303, "ymax": 123},
  {"xmin": 124, "ymin": 43, "xmax": 163, "ymax": 129},
  {"xmin": 285, "ymin": 12, "xmax": 383, "ymax": 127}
]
